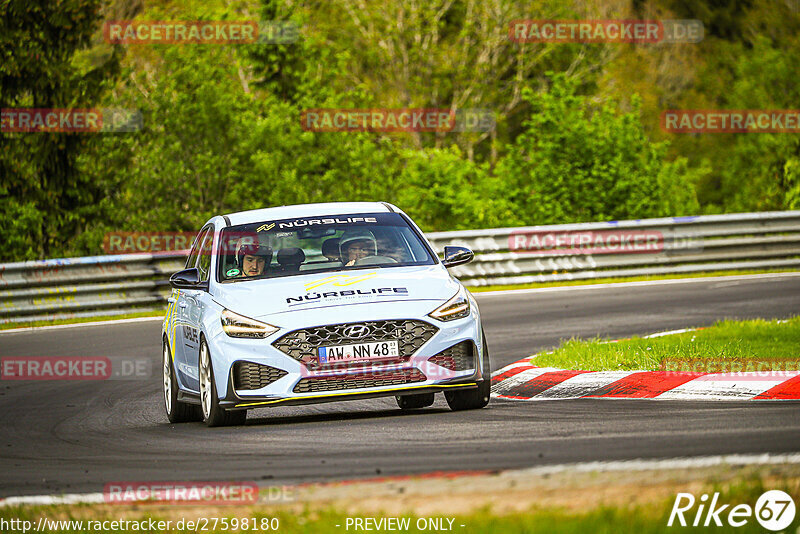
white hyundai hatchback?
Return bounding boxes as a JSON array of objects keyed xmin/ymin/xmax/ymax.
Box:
[{"xmin": 162, "ymin": 202, "xmax": 490, "ymax": 426}]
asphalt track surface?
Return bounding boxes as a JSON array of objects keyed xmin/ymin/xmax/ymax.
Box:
[{"xmin": 1, "ymin": 274, "xmax": 799, "ymax": 498}]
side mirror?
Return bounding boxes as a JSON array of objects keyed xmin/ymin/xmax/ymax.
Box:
[
  {"xmin": 169, "ymin": 268, "xmax": 209, "ymax": 290},
  {"xmin": 442, "ymin": 246, "xmax": 474, "ymax": 268}
]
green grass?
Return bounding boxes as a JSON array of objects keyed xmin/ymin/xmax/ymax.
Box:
[
  {"xmin": 0, "ymin": 476, "xmax": 794, "ymax": 533},
  {"xmin": 0, "ymin": 310, "xmax": 164, "ymax": 331},
  {"xmin": 533, "ymin": 316, "xmax": 800, "ymax": 372},
  {"xmin": 467, "ymin": 268, "xmax": 798, "ymax": 293}
]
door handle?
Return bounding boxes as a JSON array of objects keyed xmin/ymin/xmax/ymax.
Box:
[{"xmin": 167, "ymin": 298, "xmax": 176, "ymax": 304}]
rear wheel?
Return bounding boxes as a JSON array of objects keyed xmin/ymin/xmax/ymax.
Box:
[
  {"xmin": 163, "ymin": 339, "xmax": 201, "ymax": 423},
  {"xmin": 199, "ymin": 339, "xmax": 247, "ymax": 427},
  {"xmin": 396, "ymin": 392, "xmax": 435, "ymax": 410},
  {"xmin": 444, "ymin": 335, "xmax": 491, "ymax": 411}
]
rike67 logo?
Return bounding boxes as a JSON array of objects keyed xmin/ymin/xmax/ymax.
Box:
[{"xmin": 668, "ymin": 490, "xmax": 796, "ymax": 531}]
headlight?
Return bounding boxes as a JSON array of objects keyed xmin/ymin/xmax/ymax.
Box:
[
  {"xmin": 428, "ymin": 286, "xmax": 471, "ymax": 322},
  {"xmin": 221, "ymin": 309, "xmax": 279, "ymax": 338}
]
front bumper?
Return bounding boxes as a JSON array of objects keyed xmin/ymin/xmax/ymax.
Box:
[
  {"xmin": 206, "ymin": 305, "xmax": 486, "ymax": 410},
  {"xmin": 220, "ymin": 377, "xmax": 481, "ymax": 410}
]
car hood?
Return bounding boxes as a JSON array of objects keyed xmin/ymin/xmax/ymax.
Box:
[{"xmin": 212, "ymin": 265, "xmax": 460, "ymax": 320}]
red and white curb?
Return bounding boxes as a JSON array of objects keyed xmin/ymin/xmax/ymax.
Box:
[{"xmin": 491, "ymin": 330, "xmax": 800, "ymax": 401}]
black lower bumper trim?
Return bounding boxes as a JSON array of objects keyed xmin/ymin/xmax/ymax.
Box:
[{"xmin": 222, "ymin": 381, "xmax": 479, "ymax": 410}]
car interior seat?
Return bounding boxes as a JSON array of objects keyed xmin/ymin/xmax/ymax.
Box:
[{"xmin": 277, "ymin": 247, "xmax": 306, "ymax": 272}]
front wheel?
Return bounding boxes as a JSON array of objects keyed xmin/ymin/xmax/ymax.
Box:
[
  {"xmin": 444, "ymin": 336, "xmax": 491, "ymax": 411},
  {"xmin": 163, "ymin": 339, "xmax": 202, "ymax": 423},
  {"xmin": 199, "ymin": 340, "xmax": 247, "ymax": 427}
]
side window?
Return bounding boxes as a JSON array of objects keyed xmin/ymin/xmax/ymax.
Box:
[
  {"xmin": 185, "ymin": 228, "xmax": 209, "ymax": 269},
  {"xmin": 196, "ymin": 229, "xmax": 215, "ymax": 281}
]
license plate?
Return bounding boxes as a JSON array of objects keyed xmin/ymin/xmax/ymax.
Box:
[{"xmin": 318, "ymin": 340, "xmax": 400, "ymax": 364}]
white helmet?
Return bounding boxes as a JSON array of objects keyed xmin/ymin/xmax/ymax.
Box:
[{"xmin": 339, "ymin": 228, "xmax": 377, "ymax": 258}]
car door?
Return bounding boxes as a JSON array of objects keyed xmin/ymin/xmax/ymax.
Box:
[
  {"xmin": 173, "ymin": 226, "xmax": 210, "ymax": 392},
  {"xmin": 181, "ymin": 226, "xmax": 215, "ymax": 391}
]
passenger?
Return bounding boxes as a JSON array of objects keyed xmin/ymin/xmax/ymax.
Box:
[{"xmin": 339, "ymin": 229, "xmax": 378, "ymax": 267}]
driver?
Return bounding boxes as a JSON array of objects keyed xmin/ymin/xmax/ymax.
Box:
[
  {"xmin": 339, "ymin": 229, "xmax": 377, "ymax": 267},
  {"xmin": 235, "ymin": 236, "xmax": 273, "ymax": 277}
]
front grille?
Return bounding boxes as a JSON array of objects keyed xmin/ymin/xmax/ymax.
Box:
[
  {"xmin": 273, "ymin": 319, "xmax": 438, "ymax": 370},
  {"xmin": 427, "ymin": 341, "xmax": 475, "ymax": 371},
  {"xmin": 233, "ymin": 361, "xmax": 288, "ymax": 390},
  {"xmin": 293, "ymin": 369, "xmax": 427, "ymax": 393}
]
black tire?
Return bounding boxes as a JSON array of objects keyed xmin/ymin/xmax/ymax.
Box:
[
  {"xmin": 199, "ymin": 339, "xmax": 247, "ymax": 427},
  {"xmin": 396, "ymin": 392, "xmax": 435, "ymax": 410},
  {"xmin": 444, "ymin": 335, "xmax": 491, "ymax": 411},
  {"xmin": 163, "ymin": 339, "xmax": 202, "ymax": 423}
]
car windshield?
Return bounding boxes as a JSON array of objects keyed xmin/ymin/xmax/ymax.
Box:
[{"xmin": 218, "ymin": 212, "xmax": 436, "ymax": 281}]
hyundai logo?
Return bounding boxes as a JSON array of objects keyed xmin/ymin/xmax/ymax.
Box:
[{"xmin": 343, "ymin": 325, "xmax": 371, "ymax": 339}]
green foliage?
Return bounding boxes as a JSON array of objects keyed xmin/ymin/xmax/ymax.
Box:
[
  {"xmin": 496, "ymin": 74, "xmax": 699, "ymax": 224},
  {"xmin": 396, "ymin": 147, "xmax": 520, "ymax": 231},
  {"xmin": 663, "ymin": 0, "xmax": 800, "ymax": 214},
  {"xmin": 0, "ymin": 0, "xmax": 120, "ymax": 260},
  {"xmin": 114, "ymin": 45, "xmax": 259, "ymax": 231},
  {"xmin": 786, "ymin": 159, "xmax": 800, "ymax": 210},
  {"xmin": 712, "ymin": 37, "xmax": 800, "ymax": 212},
  {"xmin": 535, "ymin": 316, "xmax": 800, "ymax": 372},
  {"xmin": 3, "ymin": 0, "xmax": 799, "ymax": 262}
]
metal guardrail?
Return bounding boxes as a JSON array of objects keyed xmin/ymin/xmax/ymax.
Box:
[{"xmin": 2, "ymin": 211, "xmax": 799, "ymax": 324}]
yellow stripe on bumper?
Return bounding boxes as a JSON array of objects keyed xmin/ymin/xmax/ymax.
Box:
[{"xmin": 234, "ymin": 382, "xmax": 478, "ymax": 408}]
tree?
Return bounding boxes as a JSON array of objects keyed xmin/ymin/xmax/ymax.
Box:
[
  {"xmin": 251, "ymin": 0, "xmax": 620, "ymax": 164},
  {"xmin": 496, "ymin": 74, "xmax": 700, "ymax": 224},
  {"xmin": 97, "ymin": 45, "xmax": 261, "ymax": 232},
  {"xmin": 0, "ymin": 0, "xmax": 120, "ymax": 260},
  {"xmin": 395, "ymin": 146, "xmax": 519, "ymax": 231},
  {"xmin": 715, "ymin": 36, "xmax": 800, "ymax": 212}
]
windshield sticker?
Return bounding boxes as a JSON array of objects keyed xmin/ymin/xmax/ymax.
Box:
[
  {"xmin": 226, "ymin": 268, "xmax": 240, "ymax": 277},
  {"xmin": 286, "ymin": 287, "xmax": 409, "ymax": 307},
  {"xmin": 304, "ymin": 272, "xmax": 378, "ymax": 291},
  {"xmin": 256, "ymin": 216, "xmax": 380, "ymax": 232}
]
